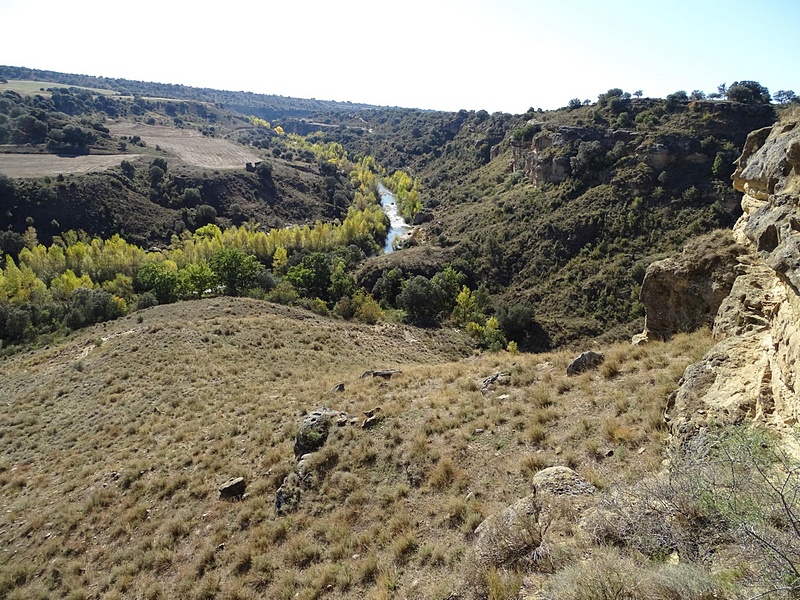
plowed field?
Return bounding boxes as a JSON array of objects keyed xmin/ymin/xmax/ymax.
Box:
[
  {"xmin": 109, "ymin": 123, "xmax": 260, "ymax": 169},
  {"xmin": 0, "ymin": 153, "xmax": 141, "ymax": 178}
]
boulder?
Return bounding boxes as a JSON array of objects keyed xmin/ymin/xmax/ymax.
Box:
[
  {"xmin": 531, "ymin": 466, "xmax": 595, "ymax": 496},
  {"xmin": 474, "ymin": 495, "xmax": 545, "ymax": 568},
  {"xmin": 566, "ymin": 351, "xmax": 604, "ymax": 376},
  {"xmin": 481, "ymin": 371, "xmax": 509, "ymax": 393},
  {"xmin": 219, "ymin": 477, "xmax": 246, "ymax": 500},
  {"xmin": 275, "ymin": 473, "xmax": 301, "ymax": 514}
]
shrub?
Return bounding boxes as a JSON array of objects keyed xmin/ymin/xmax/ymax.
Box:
[
  {"xmin": 265, "ymin": 281, "xmax": 298, "ymax": 305},
  {"xmin": 135, "ymin": 291, "xmax": 158, "ymax": 310}
]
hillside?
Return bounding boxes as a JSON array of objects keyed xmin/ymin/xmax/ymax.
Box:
[
  {"xmin": 2, "ymin": 68, "xmax": 799, "ymax": 599},
  {"xmin": 312, "ymin": 96, "xmax": 776, "ymax": 347},
  {"xmin": 0, "ymin": 296, "xmax": 717, "ymax": 599},
  {"xmin": 0, "ymin": 82, "xmax": 358, "ymax": 247},
  {"xmin": 0, "ymin": 66, "xmax": 383, "ymax": 119}
]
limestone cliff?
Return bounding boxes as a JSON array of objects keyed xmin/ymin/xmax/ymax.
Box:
[{"xmin": 666, "ymin": 114, "xmax": 800, "ymax": 443}]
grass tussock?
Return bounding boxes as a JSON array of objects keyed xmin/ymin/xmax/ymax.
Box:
[{"xmin": 0, "ymin": 298, "xmax": 717, "ymax": 599}]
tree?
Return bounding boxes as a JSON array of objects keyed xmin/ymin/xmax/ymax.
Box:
[
  {"xmin": 148, "ymin": 165, "xmax": 165, "ymax": 186},
  {"xmin": 284, "ymin": 252, "xmax": 332, "ymax": 300},
  {"xmin": 665, "ymin": 90, "xmax": 689, "ymax": 110},
  {"xmin": 430, "ymin": 266, "xmax": 465, "ymax": 317},
  {"xmin": 774, "ymin": 90, "xmax": 797, "ymax": 104},
  {"xmin": 193, "ymin": 204, "xmax": 217, "ymax": 227},
  {"xmin": 396, "ymin": 275, "xmax": 446, "ymax": 326},
  {"xmin": 372, "ymin": 267, "xmax": 404, "ymax": 307},
  {"xmin": 135, "ymin": 262, "xmax": 179, "ymax": 304},
  {"xmin": 328, "ymin": 259, "xmax": 355, "ymax": 303},
  {"xmin": 495, "ymin": 302, "xmax": 535, "ymax": 344},
  {"xmin": 570, "ymin": 140, "xmax": 606, "ymax": 176},
  {"xmin": 452, "ymin": 285, "xmax": 485, "ymax": 326},
  {"xmin": 726, "ymin": 80, "xmax": 771, "ymax": 104},
  {"xmin": 567, "ymin": 98, "xmax": 582, "ymax": 110},
  {"xmin": 209, "ymin": 248, "xmax": 259, "ymax": 296},
  {"xmin": 256, "ymin": 161, "xmax": 273, "ymax": 180},
  {"xmin": 633, "ymin": 90, "xmax": 643, "ymax": 99},
  {"xmin": 181, "ymin": 187, "xmax": 202, "ymax": 206},
  {"xmin": 689, "ymin": 90, "xmax": 706, "ymax": 101},
  {"xmin": 120, "ymin": 160, "xmax": 135, "ymax": 179},
  {"xmin": 179, "ymin": 261, "xmax": 215, "ymax": 298}
]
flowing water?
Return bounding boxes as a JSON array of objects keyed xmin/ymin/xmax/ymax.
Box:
[{"xmin": 379, "ymin": 183, "xmax": 413, "ymax": 253}]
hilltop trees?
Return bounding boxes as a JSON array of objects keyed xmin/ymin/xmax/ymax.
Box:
[
  {"xmin": 774, "ymin": 90, "xmax": 797, "ymax": 104},
  {"xmin": 726, "ymin": 81, "xmax": 771, "ymax": 104}
]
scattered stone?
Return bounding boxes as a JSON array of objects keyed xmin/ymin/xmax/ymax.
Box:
[
  {"xmin": 359, "ymin": 370, "xmax": 374, "ymax": 379},
  {"xmin": 275, "ymin": 474, "xmax": 301, "ymax": 514},
  {"xmin": 566, "ymin": 351, "xmax": 605, "ymax": 376},
  {"xmin": 219, "ymin": 477, "xmax": 246, "ymax": 500},
  {"xmin": 481, "ymin": 372, "xmax": 510, "ymax": 393},
  {"xmin": 372, "ymin": 369, "xmax": 400, "ymax": 380},
  {"xmin": 604, "ymin": 449, "xmax": 615, "ymax": 458},
  {"xmin": 363, "ymin": 406, "xmax": 382, "ymax": 418},
  {"xmin": 497, "ymin": 394, "xmax": 511, "ymax": 400},
  {"xmin": 362, "ymin": 415, "xmax": 383, "ymax": 429},
  {"xmin": 532, "ymin": 466, "xmax": 595, "ymax": 496},
  {"xmin": 331, "ymin": 382, "xmax": 345, "ymax": 393},
  {"xmin": 474, "ymin": 428, "xmax": 485, "ymax": 435}
]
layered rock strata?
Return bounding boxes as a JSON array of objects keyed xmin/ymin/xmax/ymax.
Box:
[{"xmin": 666, "ymin": 117, "xmax": 800, "ymax": 442}]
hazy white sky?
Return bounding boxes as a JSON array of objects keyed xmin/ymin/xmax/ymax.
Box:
[{"xmin": 1, "ymin": 0, "xmax": 798, "ymax": 113}]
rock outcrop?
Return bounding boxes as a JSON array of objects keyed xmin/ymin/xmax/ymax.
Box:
[
  {"xmin": 293, "ymin": 408, "xmax": 348, "ymax": 459},
  {"xmin": 667, "ymin": 115, "xmax": 800, "ymax": 444},
  {"xmin": 635, "ymin": 231, "xmax": 747, "ymax": 342},
  {"xmin": 277, "ymin": 407, "xmax": 351, "ymax": 513}
]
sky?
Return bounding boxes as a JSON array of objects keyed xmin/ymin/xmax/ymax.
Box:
[{"xmin": 1, "ymin": 0, "xmax": 798, "ymax": 114}]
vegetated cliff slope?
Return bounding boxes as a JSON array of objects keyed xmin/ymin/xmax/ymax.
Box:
[
  {"xmin": 318, "ymin": 97, "xmax": 775, "ymax": 347},
  {"xmin": 0, "ymin": 158, "xmax": 345, "ymax": 247},
  {"xmin": 664, "ymin": 109, "xmax": 800, "ymax": 442}
]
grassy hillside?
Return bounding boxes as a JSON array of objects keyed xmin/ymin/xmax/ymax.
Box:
[{"xmin": 0, "ymin": 296, "xmax": 720, "ymax": 599}]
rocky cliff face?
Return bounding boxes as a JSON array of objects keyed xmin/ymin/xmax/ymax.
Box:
[{"xmin": 665, "ymin": 115, "xmax": 800, "ymax": 443}]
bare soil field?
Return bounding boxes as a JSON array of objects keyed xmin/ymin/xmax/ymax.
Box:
[
  {"xmin": 0, "ymin": 153, "xmax": 140, "ymax": 178},
  {"xmin": 109, "ymin": 122, "xmax": 261, "ymax": 169}
]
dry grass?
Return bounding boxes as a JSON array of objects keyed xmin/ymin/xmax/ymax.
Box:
[{"xmin": 0, "ymin": 297, "xmax": 715, "ymax": 599}]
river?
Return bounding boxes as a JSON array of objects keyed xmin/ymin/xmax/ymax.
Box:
[{"xmin": 379, "ymin": 183, "xmax": 413, "ymax": 253}]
